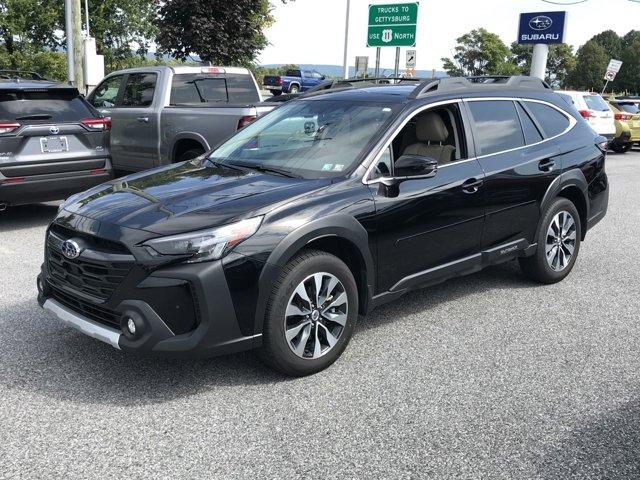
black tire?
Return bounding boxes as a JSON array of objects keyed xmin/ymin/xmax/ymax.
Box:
[
  {"xmin": 271, "ymin": 90, "xmax": 282, "ymax": 96},
  {"xmin": 519, "ymin": 197, "xmax": 581, "ymax": 284},
  {"xmin": 288, "ymin": 84, "xmax": 300, "ymax": 94},
  {"xmin": 176, "ymin": 148, "xmax": 205, "ymax": 163},
  {"xmin": 258, "ymin": 249, "xmax": 358, "ymax": 376},
  {"xmin": 611, "ymin": 143, "xmax": 631, "ymax": 153}
]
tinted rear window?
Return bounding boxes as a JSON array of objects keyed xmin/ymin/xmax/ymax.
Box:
[
  {"xmin": 583, "ymin": 95, "xmax": 610, "ymax": 112},
  {"xmin": 170, "ymin": 74, "xmax": 259, "ymax": 104},
  {"xmin": 525, "ymin": 102, "xmax": 570, "ymax": 138},
  {"xmin": 0, "ymin": 89, "xmax": 93, "ymax": 123},
  {"xmin": 613, "ymin": 102, "xmax": 640, "ymax": 114},
  {"xmin": 467, "ymin": 100, "xmax": 525, "ymax": 156}
]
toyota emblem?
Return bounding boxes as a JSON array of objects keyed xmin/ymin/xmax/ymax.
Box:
[
  {"xmin": 50, "ymin": 126, "xmax": 60, "ymax": 135},
  {"xmin": 61, "ymin": 239, "xmax": 82, "ymax": 259}
]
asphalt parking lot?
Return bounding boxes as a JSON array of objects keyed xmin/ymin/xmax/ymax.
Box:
[{"xmin": 1, "ymin": 151, "xmax": 639, "ymax": 479}]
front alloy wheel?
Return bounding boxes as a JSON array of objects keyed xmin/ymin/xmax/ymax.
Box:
[
  {"xmin": 285, "ymin": 272, "xmax": 348, "ymax": 359},
  {"xmin": 545, "ymin": 210, "xmax": 577, "ymax": 272}
]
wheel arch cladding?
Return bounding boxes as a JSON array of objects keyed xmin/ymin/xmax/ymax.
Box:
[
  {"xmin": 557, "ymin": 185, "xmax": 588, "ymax": 240},
  {"xmin": 541, "ymin": 168, "xmax": 590, "ymax": 241},
  {"xmin": 254, "ymin": 214, "xmax": 375, "ymax": 335}
]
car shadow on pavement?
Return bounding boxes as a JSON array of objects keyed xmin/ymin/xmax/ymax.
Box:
[
  {"xmin": 0, "ymin": 260, "xmax": 537, "ymax": 406},
  {"xmin": 535, "ymin": 398, "xmax": 640, "ymax": 479},
  {"xmin": 0, "ymin": 203, "xmax": 59, "ymax": 232}
]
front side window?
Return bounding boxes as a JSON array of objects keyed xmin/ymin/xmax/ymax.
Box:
[
  {"xmin": 90, "ymin": 75, "xmax": 122, "ymax": 108},
  {"xmin": 525, "ymin": 101, "xmax": 570, "ymax": 138},
  {"xmin": 209, "ymin": 100, "xmax": 400, "ymax": 179},
  {"xmin": 122, "ymin": 73, "xmax": 157, "ymax": 107},
  {"xmin": 467, "ymin": 100, "xmax": 525, "ymax": 156}
]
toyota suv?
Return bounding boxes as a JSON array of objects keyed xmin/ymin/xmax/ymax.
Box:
[
  {"xmin": 0, "ymin": 73, "xmax": 112, "ymax": 208},
  {"xmin": 37, "ymin": 76, "xmax": 609, "ymax": 376}
]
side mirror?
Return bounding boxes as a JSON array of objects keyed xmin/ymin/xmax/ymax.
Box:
[
  {"xmin": 320, "ymin": 75, "xmax": 326, "ymax": 80},
  {"xmin": 394, "ymin": 154, "xmax": 438, "ymax": 178}
]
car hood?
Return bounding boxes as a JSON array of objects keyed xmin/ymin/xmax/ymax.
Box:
[{"xmin": 63, "ymin": 160, "xmax": 329, "ymax": 235}]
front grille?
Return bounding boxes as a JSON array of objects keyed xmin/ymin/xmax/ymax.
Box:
[
  {"xmin": 51, "ymin": 284, "xmax": 121, "ymax": 328},
  {"xmin": 46, "ymin": 227, "xmax": 134, "ymax": 302}
]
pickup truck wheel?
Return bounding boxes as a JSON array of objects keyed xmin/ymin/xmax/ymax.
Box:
[
  {"xmin": 289, "ymin": 84, "xmax": 300, "ymax": 94},
  {"xmin": 176, "ymin": 148, "xmax": 205, "ymax": 163},
  {"xmin": 258, "ymin": 249, "xmax": 358, "ymax": 376}
]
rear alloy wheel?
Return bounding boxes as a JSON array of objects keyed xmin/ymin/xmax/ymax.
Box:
[
  {"xmin": 519, "ymin": 197, "xmax": 581, "ymax": 284},
  {"xmin": 258, "ymin": 250, "xmax": 358, "ymax": 376},
  {"xmin": 289, "ymin": 84, "xmax": 300, "ymax": 94}
]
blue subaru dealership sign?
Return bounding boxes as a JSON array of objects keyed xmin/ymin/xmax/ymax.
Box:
[{"xmin": 518, "ymin": 11, "xmax": 566, "ymax": 44}]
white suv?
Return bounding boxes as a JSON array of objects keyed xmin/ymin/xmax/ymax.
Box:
[{"xmin": 556, "ymin": 90, "xmax": 615, "ymax": 140}]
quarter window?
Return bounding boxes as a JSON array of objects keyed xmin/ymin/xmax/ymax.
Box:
[
  {"xmin": 516, "ymin": 103, "xmax": 543, "ymax": 144},
  {"xmin": 467, "ymin": 100, "xmax": 524, "ymax": 156},
  {"xmin": 525, "ymin": 102, "xmax": 570, "ymax": 138},
  {"xmin": 121, "ymin": 73, "xmax": 157, "ymax": 107}
]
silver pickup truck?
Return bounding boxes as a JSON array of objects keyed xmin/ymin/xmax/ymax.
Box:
[{"xmin": 86, "ymin": 66, "xmax": 275, "ymax": 172}]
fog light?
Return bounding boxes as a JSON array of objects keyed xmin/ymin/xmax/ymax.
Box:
[{"xmin": 126, "ymin": 318, "xmax": 136, "ymax": 335}]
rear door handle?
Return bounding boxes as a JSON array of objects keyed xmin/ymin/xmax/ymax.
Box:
[
  {"xmin": 462, "ymin": 177, "xmax": 483, "ymax": 194},
  {"xmin": 137, "ymin": 117, "xmax": 149, "ymax": 123},
  {"xmin": 538, "ymin": 159, "xmax": 556, "ymax": 172}
]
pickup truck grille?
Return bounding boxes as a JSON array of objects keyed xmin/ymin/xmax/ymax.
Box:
[{"xmin": 46, "ymin": 227, "xmax": 134, "ymax": 303}]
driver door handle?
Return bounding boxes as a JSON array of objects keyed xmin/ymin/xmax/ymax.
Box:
[
  {"xmin": 538, "ymin": 159, "xmax": 556, "ymax": 172},
  {"xmin": 136, "ymin": 117, "xmax": 149, "ymax": 123},
  {"xmin": 462, "ymin": 177, "xmax": 483, "ymax": 194}
]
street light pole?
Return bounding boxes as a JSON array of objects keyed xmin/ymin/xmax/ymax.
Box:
[
  {"xmin": 342, "ymin": 0, "xmax": 350, "ymax": 79},
  {"xmin": 65, "ymin": 0, "xmax": 74, "ymax": 84}
]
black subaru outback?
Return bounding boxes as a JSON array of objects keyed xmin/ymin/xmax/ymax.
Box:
[
  {"xmin": 0, "ymin": 72, "xmax": 112, "ymax": 208},
  {"xmin": 38, "ymin": 76, "xmax": 609, "ymax": 376}
]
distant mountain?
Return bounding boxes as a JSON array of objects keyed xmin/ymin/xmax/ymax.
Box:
[{"xmin": 260, "ymin": 63, "xmax": 447, "ymax": 78}]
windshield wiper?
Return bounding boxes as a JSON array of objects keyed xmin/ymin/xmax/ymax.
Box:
[
  {"xmin": 15, "ymin": 114, "xmax": 53, "ymax": 120},
  {"xmin": 205, "ymin": 157, "xmax": 245, "ymax": 172},
  {"xmin": 228, "ymin": 162, "xmax": 302, "ymax": 179}
]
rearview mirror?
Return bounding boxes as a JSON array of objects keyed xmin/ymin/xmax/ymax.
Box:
[{"xmin": 394, "ymin": 154, "xmax": 438, "ymax": 178}]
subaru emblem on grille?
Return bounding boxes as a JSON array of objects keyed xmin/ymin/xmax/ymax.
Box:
[
  {"xmin": 49, "ymin": 126, "xmax": 60, "ymax": 135},
  {"xmin": 61, "ymin": 239, "xmax": 82, "ymax": 259}
]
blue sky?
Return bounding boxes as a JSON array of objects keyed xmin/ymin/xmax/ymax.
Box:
[{"xmin": 259, "ymin": 0, "xmax": 640, "ymax": 69}]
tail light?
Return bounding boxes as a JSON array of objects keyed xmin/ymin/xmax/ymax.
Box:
[
  {"xmin": 82, "ymin": 118, "xmax": 111, "ymax": 131},
  {"xmin": 276, "ymin": 77, "xmax": 283, "ymax": 86},
  {"xmin": 237, "ymin": 115, "xmax": 257, "ymax": 130},
  {"xmin": 1, "ymin": 176, "xmax": 26, "ymax": 185},
  {"xmin": 0, "ymin": 122, "xmax": 20, "ymax": 134},
  {"xmin": 614, "ymin": 112, "xmax": 633, "ymax": 121},
  {"xmin": 578, "ymin": 110, "xmax": 595, "ymax": 119}
]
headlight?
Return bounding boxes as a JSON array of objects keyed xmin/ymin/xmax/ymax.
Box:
[{"xmin": 143, "ymin": 216, "xmax": 263, "ymax": 263}]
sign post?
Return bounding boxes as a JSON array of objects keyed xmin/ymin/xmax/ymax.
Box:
[
  {"xmin": 517, "ymin": 11, "xmax": 567, "ymax": 80},
  {"xmin": 374, "ymin": 47, "xmax": 381, "ymax": 77},
  {"xmin": 602, "ymin": 59, "xmax": 622, "ymax": 94}
]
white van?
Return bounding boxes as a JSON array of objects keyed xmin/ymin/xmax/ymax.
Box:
[{"xmin": 555, "ymin": 90, "xmax": 616, "ymax": 140}]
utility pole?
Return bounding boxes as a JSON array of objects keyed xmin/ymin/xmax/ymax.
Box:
[
  {"xmin": 65, "ymin": 0, "xmax": 74, "ymax": 84},
  {"xmin": 72, "ymin": 0, "xmax": 85, "ymax": 92},
  {"xmin": 342, "ymin": 0, "xmax": 350, "ymax": 79}
]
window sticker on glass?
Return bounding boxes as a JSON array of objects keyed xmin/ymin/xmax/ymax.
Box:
[
  {"xmin": 332, "ymin": 164, "xmax": 345, "ymax": 172},
  {"xmin": 322, "ymin": 164, "xmax": 334, "ymax": 171}
]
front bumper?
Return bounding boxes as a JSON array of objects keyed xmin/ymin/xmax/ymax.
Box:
[{"xmin": 38, "ymin": 253, "xmax": 263, "ymax": 358}]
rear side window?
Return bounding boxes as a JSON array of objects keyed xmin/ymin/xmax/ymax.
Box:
[
  {"xmin": 583, "ymin": 94, "xmax": 610, "ymax": 112},
  {"xmin": 0, "ymin": 89, "xmax": 94, "ymax": 123},
  {"xmin": 285, "ymin": 69, "xmax": 301, "ymax": 77},
  {"xmin": 171, "ymin": 74, "xmax": 259, "ymax": 104},
  {"xmin": 525, "ymin": 102, "xmax": 570, "ymax": 138},
  {"xmin": 467, "ymin": 100, "xmax": 525, "ymax": 156},
  {"xmin": 613, "ymin": 102, "xmax": 639, "ymax": 114},
  {"xmin": 122, "ymin": 73, "xmax": 157, "ymax": 107},
  {"xmin": 90, "ymin": 75, "xmax": 122, "ymax": 108},
  {"xmin": 516, "ymin": 103, "xmax": 543, "ymax": 144}
]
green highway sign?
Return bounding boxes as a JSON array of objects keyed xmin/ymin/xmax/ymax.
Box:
[{"xmin": 367, "ymin": 2, "xmax": 419, "ymax": 47}]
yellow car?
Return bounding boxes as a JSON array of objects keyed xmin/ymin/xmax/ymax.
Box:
[{"xmin": 607, "ymin": 97, "xmax": 640, "ymax": 153}]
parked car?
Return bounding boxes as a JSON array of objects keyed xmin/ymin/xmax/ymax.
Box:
[
  {"xmin": 0, "ymin": 72, "xmax": 112, "ymax": 208},
  {"xmin": 607, "ymin": 97, "xmax": 640, "ymax": 151},
  {"xmin": 556, "ymin": 90, "xmax": 616, "ymax": 143},
  {"xmin": 263, "ymin": 69, "xmax": 326, "ymax": 96},
  {"xmin": 86, "ymin": 66, "xmax": 275, "ymax": 172},
  {"xmin": 38, "ymin": 76, "xmax": 609, "ymax": 376}
]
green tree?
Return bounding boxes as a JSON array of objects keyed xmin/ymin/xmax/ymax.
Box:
[
  {"xmin": 566, "ymin": 40, "xmax": 608, "ymax": 91},
  {"xmin": 441, "ymin": 28, "xmax": 520, "ymax": 77},
  {"xmin": 590, "ymin": 30, "xmax": 623, "ymax": 60},
  {"xmin": 510, "ymin": 43, "xmax": 576, "ymax": 88},
  {"xmin": 617, "ymin": 33, "xmax": 640, "ymax": 94},
  {"xmin": 156, "ymin": 0, "xmax": 287, "ymax": 66}
]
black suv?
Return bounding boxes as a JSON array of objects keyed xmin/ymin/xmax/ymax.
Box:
[
  {"xmin": 37, "ymin": 76, "xmax": 609, "ymax": 376},
  {"xmin": 0, "ymin": 72, "xmax": 112, "ymax": 208}
]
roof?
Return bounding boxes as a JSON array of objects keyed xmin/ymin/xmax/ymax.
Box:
[{"xmin": 0, "ymin": 79, "xmax": 77, "ymax": 91}]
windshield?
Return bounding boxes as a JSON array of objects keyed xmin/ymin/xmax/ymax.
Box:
[{"xmin": 209, "ymin": 100, "xmax": 400, "ymax": 179}]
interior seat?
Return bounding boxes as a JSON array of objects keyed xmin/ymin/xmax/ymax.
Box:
[{"xmin": 402, "ymin": 112, "xmax": 456, "ymax": 164}]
